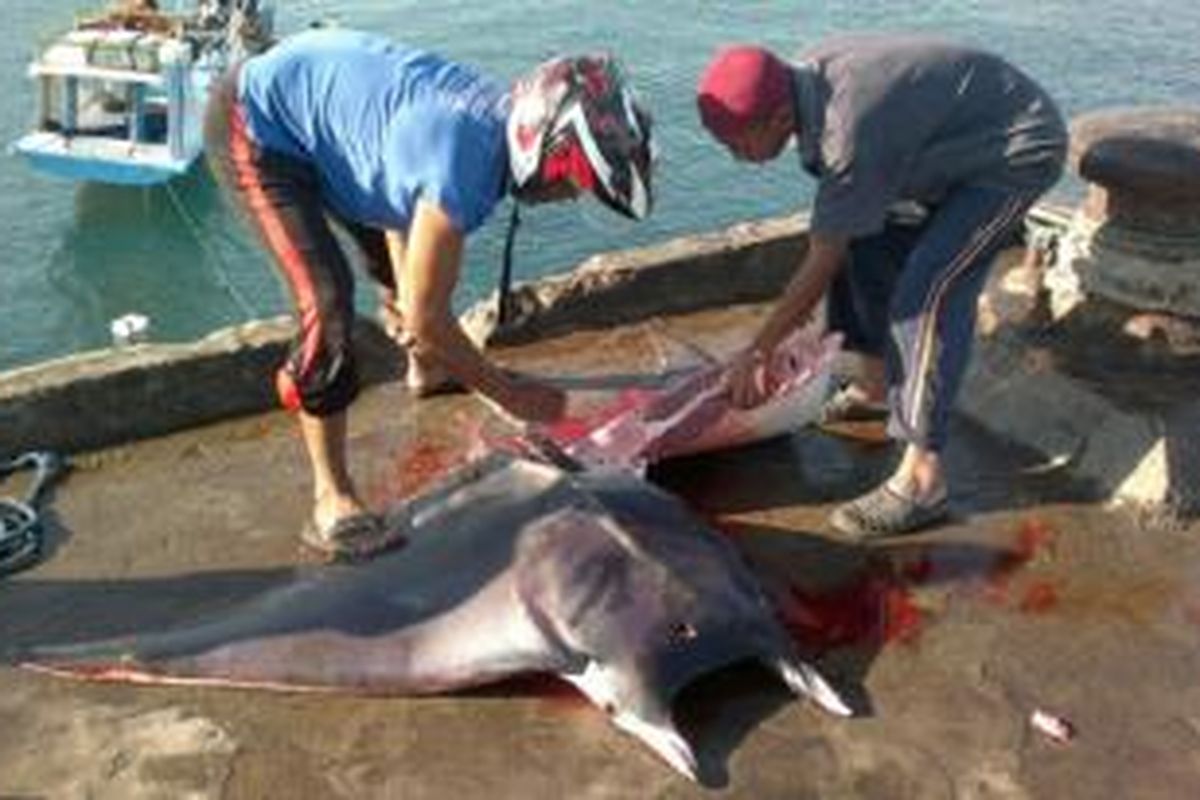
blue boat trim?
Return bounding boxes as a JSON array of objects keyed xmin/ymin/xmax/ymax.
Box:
[{"xmin": 10, "ymin": 1, "xmax": 273, "ymax": 187}]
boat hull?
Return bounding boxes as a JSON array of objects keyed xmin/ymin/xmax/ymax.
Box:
[{"xmin": 12, "ymin": 131, "xmax": 195, "ymax": 186}]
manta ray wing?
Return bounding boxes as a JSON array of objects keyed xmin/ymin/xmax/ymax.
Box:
[{"xmin": 22, "ymin": 455, "xmax": 580, "ymax": 693}]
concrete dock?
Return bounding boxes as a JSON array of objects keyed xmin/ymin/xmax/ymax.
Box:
[
  {"xmin": 2, "ymin": 303, "xmax": 1199, "ymax": 798},
  {"xmin": 2, "ymin": 217, "xmax": 1199, "ymax": 798}
]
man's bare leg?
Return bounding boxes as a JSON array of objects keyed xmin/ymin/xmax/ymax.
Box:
[
  {"xmin": 851, "ymin": 354, "xmax": 946, "ymax": 500},
  {"xmin": 378, "ymin": 290, "xmax": 460, "ymax": 396},
  {"xmin": 296, "ymin": 410, "xmax": 367, "ymax": 530},
  {"xmin": 888, "ymin": 444, "xmax": 947, "ymax": 504},
  {"xmin": 828, "ymin": 355, "xmax": 949, "ymax": 537}
]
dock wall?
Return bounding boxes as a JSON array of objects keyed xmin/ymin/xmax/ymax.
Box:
[{"xmin": 0, "ymin": 215, "xmax": 807, "ymax": 455}]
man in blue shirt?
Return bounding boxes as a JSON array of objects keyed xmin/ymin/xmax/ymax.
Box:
[
  {"xmin": 205, "ymin": 29, "xmax": 654, "ymax": 559},
  {"xmin": 697, "ymin": 36, "xmax": 1066, "ymax": 539}
]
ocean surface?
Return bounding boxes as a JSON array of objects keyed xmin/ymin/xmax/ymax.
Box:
[{"xmin": 2, "ymin": 0, "xmax": 1198, "ymax": 370}]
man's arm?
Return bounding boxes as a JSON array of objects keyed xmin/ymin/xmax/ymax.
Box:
[
  {"xmin": 726, "ymin": 232, "xmax": 848, "ymax": 408},
  {"xmin": 399, "ymin": 200, "xmax": 565, "ymax": 422},
  {"xmin": 377, "ymin": 230, "xmax": 408, "ymax": 339}
]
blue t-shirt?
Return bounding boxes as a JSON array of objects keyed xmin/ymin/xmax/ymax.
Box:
[{"xmin": 238, "ymin": 30, "xmax": 510, "ymax": 234}]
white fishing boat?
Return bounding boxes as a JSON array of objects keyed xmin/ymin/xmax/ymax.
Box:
[{"xmin": 11, "ymin": 0, "xmax": 272, "ymax": 186}]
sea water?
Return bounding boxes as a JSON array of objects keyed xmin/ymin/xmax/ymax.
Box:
[{"xmin": 1, "ymin": 0, "xmax": 1198, "ymax": 370}]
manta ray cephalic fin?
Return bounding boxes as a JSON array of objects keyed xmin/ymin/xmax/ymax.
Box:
[{"xmin": 774, "ymin": 657, "xmax": 854, "ymax": 717}]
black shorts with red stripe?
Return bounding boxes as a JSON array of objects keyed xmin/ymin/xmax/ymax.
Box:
[{"xmin": 204, "ymin": 67, "xmax": 394, "ymax": 417}]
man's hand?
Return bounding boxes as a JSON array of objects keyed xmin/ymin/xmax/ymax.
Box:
[
  {"xmin": 397, "ymin": 201, "xmax": 568, "ymax": 422},
  {"xmin": 727, "ymin": 232, "xmax": 848, "ymax": 409},
  {"xmin": 724, "ymin": 347, "xmax": 774, "ymax": 409},
  {"xmin": 378, "ymin": 290, "xmax": 406, "ymax": 343}
]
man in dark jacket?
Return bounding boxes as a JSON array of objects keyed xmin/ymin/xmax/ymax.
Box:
[{"xmin": 697, "ymin": 34, "xmax": 1066, "ymax": 539}]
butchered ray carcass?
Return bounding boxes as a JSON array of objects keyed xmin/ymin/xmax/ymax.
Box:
[
  {"xmin": 540, "ymin": 330, "xmax": 840, "ymax": 473},
  {"xmin": 22, "ymin": 452, "xmax": 850, "ymax": 781}
]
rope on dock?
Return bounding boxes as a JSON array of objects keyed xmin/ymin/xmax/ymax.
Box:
[{"xmin": 0, "ymin": 452, "xmax": 67, "ymax": 577}]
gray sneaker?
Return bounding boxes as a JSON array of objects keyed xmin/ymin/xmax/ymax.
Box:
[{"xmin": 830, "ymin": 483, "xmax": 949, "ymax": 540}]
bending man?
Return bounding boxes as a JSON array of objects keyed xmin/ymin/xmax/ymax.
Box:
[
  {"xmin": 696, "ymin": 34, "xmax": 1065, "ymax": 538},
  {"xmin": 206, "ymin": 29, "xmax": 653, "ymax": 558}
]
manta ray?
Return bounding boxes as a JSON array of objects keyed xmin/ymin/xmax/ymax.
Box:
[{"xmin": 22, "ymin": 452, "xmax": 850, "ymax": 781}]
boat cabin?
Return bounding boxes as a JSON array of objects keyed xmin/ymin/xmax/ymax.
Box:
[{"xmin": 11, "ymin": 1, "xmax": 271, "ymax": 185}]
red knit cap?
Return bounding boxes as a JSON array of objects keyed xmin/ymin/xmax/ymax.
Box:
[{"xmin": 696, "ymin": 46, "xmax": 791, "ymax": 143}]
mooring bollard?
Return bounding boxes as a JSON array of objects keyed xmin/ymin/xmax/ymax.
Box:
[
  {"xmin": 965, "ymin": 106, "xmax": 1200, "ymax": 516},
  {"xmin": 1047, "ymin": 106, "xmax": 1200, "ymax": 321}
]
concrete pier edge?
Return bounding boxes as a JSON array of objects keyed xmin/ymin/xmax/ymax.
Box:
[{"xmin": 0, "ymin": 214, "xmax": 808, "ymax": 457}]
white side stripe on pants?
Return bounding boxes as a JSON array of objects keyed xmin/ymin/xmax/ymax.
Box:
[{"xmin": 903, "ymin": 195, "xmax": 1030, "ymax": 432}]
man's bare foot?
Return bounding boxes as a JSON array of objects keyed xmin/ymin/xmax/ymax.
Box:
[
  {"xmin": 889, "ymin": 445, "xmax": 947, "ymax": 506},
  {"xmin": 823, "ymin": 380, "xmax": 888, "ymax": 422},
  {"xmin": 312, "ymin": 487, "xmax": 369, "ymax": 532},
  {"xmin": 405, "ymin": 354, "xmax": 464, "ymax": 397}
]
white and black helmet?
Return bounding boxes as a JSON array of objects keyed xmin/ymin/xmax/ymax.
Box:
[{"xmin": 507, "ymin": 53, "xmax": 655, "ymax": 219}]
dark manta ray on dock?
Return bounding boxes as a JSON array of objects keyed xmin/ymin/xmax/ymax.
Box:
[{"xmin": 22, "ymin": 451, "xmax": 850, "ymax": 781}]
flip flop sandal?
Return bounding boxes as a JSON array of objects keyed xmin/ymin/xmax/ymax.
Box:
[
  {"xmin": 406, "ymin": 361, "xmax": 466, "ymax": 399},
  {"xmin": 829, "ymin": 484, "xmax": 949, "ymax": 541},
  {"xmin": 408, "ymin": 375, "xmax": 467, "ymax": 399},
  {"xmin": 299, "ymin": 512, "xmax": 405, "ymax": 562},
  {"xmin": 821, "ymin": 385, "xmax": 889, "ymax": 424}
]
